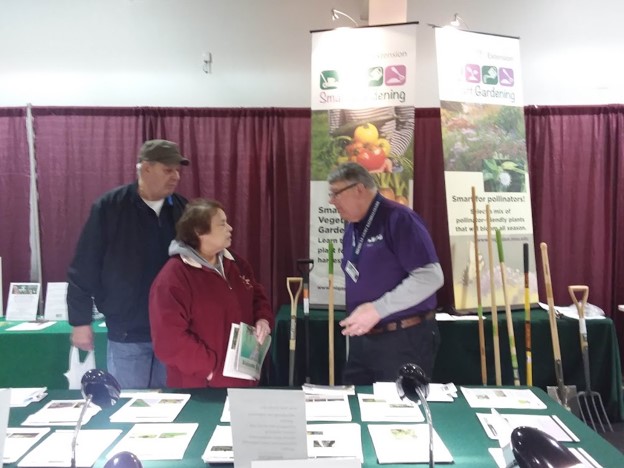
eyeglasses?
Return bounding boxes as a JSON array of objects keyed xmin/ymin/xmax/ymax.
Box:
[{"xmin": 329, "ymin": 182, "xmax": 358, "ymax": 199}]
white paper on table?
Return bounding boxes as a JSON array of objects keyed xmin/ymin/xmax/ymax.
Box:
[
  {"xmin": 537, "ymin": 302, "xmax": 605, "ymax": 320},
  {"xmin": 17, "ymin": 429, "xmax": 121, "ymax": 467},
  {"xmin": 302, "ymin": 384, "xmax": 355, "ymax": 396},
  {"xmin": 3, "ymin": 427, "xmax": 50, "ymax": 463},
  {"xmin": 203, "ymin": 424, "xmax": 363, "ymax": 464},
  {"xmin": 373, "ymin": 382, "xmax": 456, "ymax": 403},
  {"xmin": 21, "ymin": 400, "xmax": 99, "ymax": 426},
  {"xmin": 8, "ymin": 388, "xmax": 47, "ymax": 407},
  {"xmin": 228, "ymin": 388, "xmax": 308, "ymax": 468},
  {"xmin": 304, "ymin": 394, "xmax": 352, "ymax": 422},
  {"xmin": 43, "ymin": 282, "xmax": 68, "ymax": 321},
  {"xmin": 357, "ymin": 393, "xmax": 424, "ymax": 422},
  {"xmin": 107, "ymin": 423, "xmax": 197, "ymax": 461},
  {"xmin": 476, "ymin": 412, "xmax": 579, "ymax": 442},
  {"xmin": 6, "ymin": 321, "xmax": 56, "ymax": 332},
  {"xmin": 367, "ymin": 424, "xmax": 453, "ymax": 464},
  {"xmin": 5, "ymin": 283, "xmax": 40, "ymax": 321},
  {"xmin": 252, "ymin": 458, "xmax": 361, "ymax": 467},
  {"xmin": 461, "ymin": 387, "xmax": 547, "ymax": 410},
  {"xmin": 222, "ymin": 394, "xmax": 352, "ymax": 423},
  {"xmin": 306, "ymin": 423, "xmax": 362, "ymax": 461},
  {"xmin": 109, "ymin": 392, "xmax": 190, "ymax": 423},
  {"xmin": 488, "ymin": 447, "xmax": 603, "ymax": 468}
]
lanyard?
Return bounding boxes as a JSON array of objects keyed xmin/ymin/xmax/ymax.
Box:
[{"xmin": 350, "ymin": 197, "xmax": 381, "ymax": 266}]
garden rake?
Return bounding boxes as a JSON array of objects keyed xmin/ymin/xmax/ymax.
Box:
[{"xmin": 568, "ymin": 285, "xmax": 613, "ymax": 432}]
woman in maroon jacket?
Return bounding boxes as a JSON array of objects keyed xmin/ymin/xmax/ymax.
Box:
[{"xmin": 149, "ymin": 198, "xmax": 274, "ymax": 388}]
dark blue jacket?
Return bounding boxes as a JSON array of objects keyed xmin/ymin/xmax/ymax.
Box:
[{"xmin": 67, "ymin": 182, "xmax": 187, "ymax": 342}]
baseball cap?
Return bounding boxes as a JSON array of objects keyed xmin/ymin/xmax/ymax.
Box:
[{"xmin": 138, "ymin": 139, "xmax": 190, "ymax": 166}]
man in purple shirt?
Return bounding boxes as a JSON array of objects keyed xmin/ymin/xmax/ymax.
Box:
[{"xmin": 328, "ymin": 162, "xmax": 444, "ymax": 384}]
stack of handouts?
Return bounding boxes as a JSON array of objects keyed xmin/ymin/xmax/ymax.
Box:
[{"xmin": 22, "ymin": 399, "xmax": 100, "ymax": 426}]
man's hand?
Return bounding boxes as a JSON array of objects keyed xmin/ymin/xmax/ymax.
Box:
[
  {"xmin": 71, "ymin": 325, "xmax": 94, "ymax": 351},
  {"xmin": 339, "ymin": 302, "xmax": 381, "ymax": 336},
  {"xmin": 254, "ymin": 319, "xmax": 271, "ymax": 345}
]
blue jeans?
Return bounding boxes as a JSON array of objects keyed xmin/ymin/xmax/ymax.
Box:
[{"xmin": 106, "ymin": 340, "xmax": 167, "ymax": 389}]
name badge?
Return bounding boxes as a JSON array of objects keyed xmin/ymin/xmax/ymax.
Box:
[{"xmin": 345, "ymin": 261, "xmax": 359, "ymax": 283}]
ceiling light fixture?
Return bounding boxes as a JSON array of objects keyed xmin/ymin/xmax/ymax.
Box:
[
  {"xmin": 331, "ymin": 8, "xmax": 359, "ymax": 27},
  {"xmin": 450, "ymin": 13, "xmax": 470, "ymax": 30}
]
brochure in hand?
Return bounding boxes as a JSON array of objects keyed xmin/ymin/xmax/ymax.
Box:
[{"xmin": 223, "ymin": 322, "xmax": 271, "ymax": 381}]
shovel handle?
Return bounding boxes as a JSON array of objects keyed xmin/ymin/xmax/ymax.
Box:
[{"xmin": 568, "ymin": 285, "xmax": 589, "ymax": 320}]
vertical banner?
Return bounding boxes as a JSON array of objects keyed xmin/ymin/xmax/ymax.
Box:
[
  {"xmin": 310, "ymin": 24, "xmax": 418, "ymax": 306},
  {"xmin": 435, "ymin": 28, "xmax": 538, "ymax": 310}
]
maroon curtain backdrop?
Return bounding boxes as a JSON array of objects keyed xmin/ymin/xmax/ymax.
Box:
[
  {"xmin": 33, "ymin": 107, "xmax": 149, "ymax": 286},
  {"xmin": 0, "ymin": 108, "xmax": 31, "ymax": 308},
  {"xmin": 32, "ymin": 107, "xmax": 311, "ymax": 314},
  {"xmin": 525, "ymin": 105, "xmax": 624, "ymax": 360},
  {"xmin": 8, "ymin": 105, "xmax": 623, "ymax": 365}
]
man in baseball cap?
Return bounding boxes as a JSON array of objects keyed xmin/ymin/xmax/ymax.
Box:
[
  {"xmin": 67, "ymin": 138, "xmax": 189, "ymax": 389},
  {"xmin": 138, "ymin": 139, "xmax": 190, "ymax": 166}
]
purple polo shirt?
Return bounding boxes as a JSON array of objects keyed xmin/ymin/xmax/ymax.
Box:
[{"xmin": 341, "ymin": 193, "xmax": 438, "ymax": 324}]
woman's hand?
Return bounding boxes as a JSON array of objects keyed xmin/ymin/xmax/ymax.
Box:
[{"xmin": 254, "ymin": 319, "xmax": 271, "ymax": 344}]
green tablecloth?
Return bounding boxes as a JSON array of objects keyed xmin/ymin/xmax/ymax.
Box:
[
  {"xmin": 5, "ymin": 386, "xmax": 624, "ymax": 467},
  {"xmin": 0, "ymin": 319, "xmax": 108, "ymax": 388},
  {"xmin": 271, "ymin": 306, "xmax": 624, "ymax": 422}
]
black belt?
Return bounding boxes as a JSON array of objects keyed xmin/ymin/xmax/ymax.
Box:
[{"xmin": 367, "ymin": 310, "xmax": 435, "ymax": 335}]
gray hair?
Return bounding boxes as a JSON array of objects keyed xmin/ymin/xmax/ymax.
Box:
[{"xmin": 327, "ymin": 162, "xmax": 377, "ymax": 190}]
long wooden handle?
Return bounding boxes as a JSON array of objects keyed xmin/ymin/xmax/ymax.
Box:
[
  {"xmin": 496, "ymin": 229, "xmax": 520, "ymax": 386},
  {"xmin": 540, "ymin": 242, "xmax": 568, "ymax": 406},
  {"xmin": 524, "ymin": 243, "xmax": 532, "ymax": 386},
  {"xmin": 486, "ymin": 205, "xmax": 501, "ymax": 385},
  {"xmin": 471, "ymin": 187, "xmax": 487, "ymax": 386}
]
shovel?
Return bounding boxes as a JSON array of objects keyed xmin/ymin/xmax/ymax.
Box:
[
  {"xmin": 540, "ymin": 243, "xmax": 577, "ymax": 410},
  {"xmin": 286, "ymin": 277, "xmax": 303, "ymax": 387},
  {"xmin": 568, "ymin": 285, "xmax": 613, "ymax": 432}
]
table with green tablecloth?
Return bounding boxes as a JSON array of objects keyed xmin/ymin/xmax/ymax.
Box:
[
  {"xmin": 0, "ymin": 319, "xmax": 107, "ymax": 388},
  {"xmin": 5, "ymin": 386, "xmax": 624, "ymax": 467},
  {"xmin": 271, "ymin": 306, "xmax": 624, "ymax": 422}
]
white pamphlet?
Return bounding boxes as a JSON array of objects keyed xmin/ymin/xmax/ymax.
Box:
[
  {"xmin": 221, "ymin": 394, "xmax": 352, "ymax": 423},
  {"xmin": 8, "ymin": 388, "xmax": 47, "ymax": 408},
  {"xmin": 17, "ymin": 429, "xmax": 121, "ymax": 467},
  {"xmin": 107, "ymin": 423, "xmax": 198, "ymax": 460},
  {"xmin": 21, "ymin": 400, "xmax": 99, "ymax": 426},
  {"xmin": 3, "ymin": 428, "xmax": 50, "ymax": 464},
  {"xmin": 228, "ymin": 388, "xmax": 308, "ymax": 468},
  {"xmin": 43, "ymin": 283, "xmax": 68, "ymax": 321},
  {"xmin": 223, "ymin": 323, "xmax": 271, "ymax": 381},
  {"xmin": 203, "ymin": 423, "xmax": 363, "ymax": 464},
  {"xmin": 0, "ymin": 389, "xmax": 10, "ymax": 466},
  {"xmin": 5, "ymin": 283, "xmax": 40, "ymax": 321},
  {"xmin": 109, "ymin": 393, "xmax": 190, "ymax": 423},
  {"xmin": 477, "ymin": 412, "xmax": 579, "ymax": 442},
  {"xmin": 357, "ymin": 393, "xmax": 424, "ymax": 422},
  {"xmin": 461, "ymin": 387, "xmax": 547, "ymax": 410},
  {"xmin": 368, "ymin": 424, "xmax": 454, "ymax": 464},
  {"xmin": 304, "ymin": 394, "xmax": 352, "ymax": 422},
  {"xmin": 6, "ymin": 322, "xmax": 55, "ymax": 332}
]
